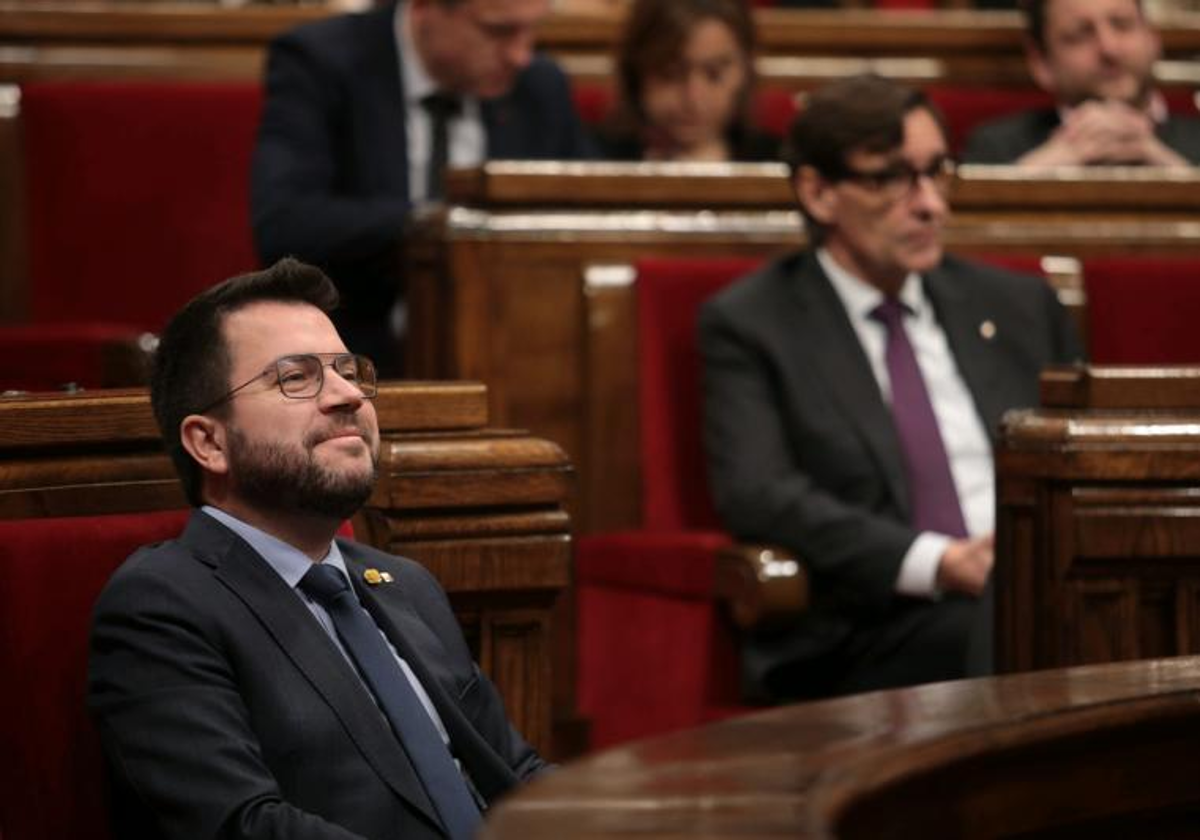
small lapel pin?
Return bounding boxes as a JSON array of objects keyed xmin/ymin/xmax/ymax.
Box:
[
  {"xmin": 979, "ymin": 320, "xmax": 997, "ymax": 340},
  {"xmin": 363, "ymin": 568, "xmax": 383, "ymax": 585},
  {"xmin": 380, "ymin": 572, "xmax": 394, "ymax": 583}
]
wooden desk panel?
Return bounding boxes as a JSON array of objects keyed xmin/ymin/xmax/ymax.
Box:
[
  {"xmin": 483, "ymin": 656, "xmax": 1200, "ymax": 838},
  {"xmin": 0, "ymin": 381, "xmax": 573, "ymax": 755},
  {"xmin": 996, "ymin": 367, "xmax": 1200, "ymax": 674}
]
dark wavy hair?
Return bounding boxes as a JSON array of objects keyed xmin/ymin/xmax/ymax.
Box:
[{"xmin": 1020, "ymin": 0, "xmax": 1145, "ymax": 53}]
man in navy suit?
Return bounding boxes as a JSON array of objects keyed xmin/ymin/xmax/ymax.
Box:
[
  {"xmin": 701, "ymin": 76, "xmax": 1082, "ymax": 700},
  {"xmin": 88, "ymin": 258, "xmax": 545, "ymax": 839},
  {"xmin": 251, "ymin": 0, "xmax": 593, "ymax": 374}
]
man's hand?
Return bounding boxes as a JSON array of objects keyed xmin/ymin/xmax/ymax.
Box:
[
  {"xmin": 1017, "ymin": 100, "xmax": 1190, "ymax": 168},
  {"xmin": 936, "ymin": 534, "xmax": 994, "ymax": 597}
]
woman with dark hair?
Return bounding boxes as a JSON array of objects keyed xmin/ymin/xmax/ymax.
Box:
[{"xmin": 598, "ymin": 0, "xmax": 779, "ymax": 162}]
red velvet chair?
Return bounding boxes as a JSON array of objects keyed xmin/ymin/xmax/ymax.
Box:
[
  {"xmin": 1083, "ymin": 256, "xmax": 1200, "ymax": 364},
  {"xmin": 576, "ymin": 257, "xmax": 811, "ymax": 750},
  {"xmin": 0, "ymin": 510, "xmax": 191, "ymax": 840},
  {"xmin": 4, "ymin": 81, "xmax": 263, "ymax": 392},
  {"xmin": 0, "ymin": 510, "xmax": 356, "ymax": 840}
]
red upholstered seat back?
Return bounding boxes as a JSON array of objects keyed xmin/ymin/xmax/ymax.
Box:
[
  {"xmin": 21, "ymin": 81, "xmax": 262, "ymax": 333},
  {"xmin": 1083, "ymin": 256, "xmax": 1200, "ymax": 364},
  {"xmin": 0, "ymin": 509, "xmax": 191, "ymax": 840},
  {"xmin": 636, "ymin": 256, "xmax": 763, "ymax": 531}
]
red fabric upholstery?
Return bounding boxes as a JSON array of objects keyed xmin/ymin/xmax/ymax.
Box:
[
  {"xmin": 636, "ymin": 256, "xmax": 762, "ymax": 531},
  {"xmin": 21, "ymin": 81, "xmax": 262, "ymax": 333},
  {"xmin": 927, "ymin": 86, "xmax": 1056, "ymax": 157},
  {"xmin": 0, "ymin": 322, "xmax": 147, "ymax": 392},
  {"xmin": 1083, "ymin": 256, "xmax": 1200, "ymax": 364},
  {"xmin": 577, "ymin": 257, "xmax": 764, "ymax": 750},
  {"xmin": 575, "ymin": 531, "xmax": 744, "ymax": 749},
  {"xmin": 0, "ymin": 509, "xmax": 191, "ymax": 840}
]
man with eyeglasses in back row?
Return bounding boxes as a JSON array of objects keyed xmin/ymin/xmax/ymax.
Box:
[
  {"xmin": 700, "ymin": 75, "xmax": 1084, "ymax": 702},
  {"xmin": 88, "ymin": 258, "xmax": 545, "ymax": 839}
]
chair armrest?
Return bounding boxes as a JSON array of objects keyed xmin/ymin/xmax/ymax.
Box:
[{"xmin": 715, "ymin": 544, "xmax": 809, "ymax": 633}]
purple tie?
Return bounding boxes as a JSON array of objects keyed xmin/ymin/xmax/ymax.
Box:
[{"xmin": 871, "ymin": 296, "xmax": 968, "ymax": 538}]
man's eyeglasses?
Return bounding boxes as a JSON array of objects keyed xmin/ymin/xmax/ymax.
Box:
[
  {"xmin": 199, "ymin": 353, "xmax": 378, "ymax": 414},
  {"xmin": 834, "ymin": 157, "xmax": 957, "ymax": 203}
]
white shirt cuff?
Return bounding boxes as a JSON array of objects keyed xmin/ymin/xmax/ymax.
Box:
[{"xmin": 895, "ymin": 532, "xmax": 951, "ymax": 598}]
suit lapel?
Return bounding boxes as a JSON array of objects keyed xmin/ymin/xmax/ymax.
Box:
[
  {"xmin": 181, "ymin": 513, "xmax": 442, "ymax": 831},
  {"xmin": 923, "ymin": 264, "xmax": 1007, "ymax": 435},
  {"xmin": 786, "ymin": 254, "xmax": 911, "ymax": 515},
  {"xmin": 343, "ymin": 550, "xmax": 519, "ymax": 805}
]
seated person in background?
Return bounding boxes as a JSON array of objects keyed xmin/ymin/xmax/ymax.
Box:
[
  {"xmin": 701, "ymin": 76, "xmax": 1082, "ymax": 701},
  {"xmin": 963, "ymin": 0, "xmax": 1200, "ymax": 167},
  {"xmin": 596, "ymin": 0, "xmax": 779, "ymax": 162},
  {"xmin": 252, "ymin": 0, "xmax": 593, "ymax": 376},
  {"xmin": 88, "ymin": 259, "xmax": 544, "ymax": 839}
]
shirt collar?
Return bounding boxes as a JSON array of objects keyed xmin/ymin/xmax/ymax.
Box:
[
  {"xmin": 202, "ymin": 504, "xmax": 349, "ymax": 591},
  {"xmin": 817, "ymin": 248, "xmax": 925, "ymax": 321},
  {"xmin": 1059, "ymin": 89, "xmax": 1169, "ymax": 126}
]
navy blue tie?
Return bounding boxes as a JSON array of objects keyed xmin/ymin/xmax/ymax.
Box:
[{"xmin": 299, "ymin": 562, "xmax": 481, "ymax": 839}]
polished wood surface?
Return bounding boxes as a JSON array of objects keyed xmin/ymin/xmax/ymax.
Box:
[
  {"xmin": 0, "ymin": 381, "xmax": 574, "ymax": 755},
  {"xmin": 411, "ymin": 162, "xmax": 1200, "ymax": 534},
  {"xmin": 997, "ymin": 366, "xmax": 1200, "ymax": 674},
  {"xmin": 484, "ymin": 655, "xmax": 1200, "ymax": 838},
  {"xmin": 3, "ymin": 3, "xmax": 1200, "ymax": 90}
]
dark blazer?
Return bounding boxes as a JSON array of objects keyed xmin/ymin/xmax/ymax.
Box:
[
  {"xmin": 88, "ymin": 511, "xmax": 544, "ymax": 840},
  {"xmin": 250, "ymin": 2, "xmax": 594, "ymax": 317},
  {"xmin": 962, "ymin": 107, "xmax": 1200, "ymax": 164},
  {"xmin": 699, "ymin": 250, "xmax": 1083, "ymax": 688}
]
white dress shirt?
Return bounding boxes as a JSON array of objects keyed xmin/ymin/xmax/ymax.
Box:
[
  {"xmin": 817, "ymin": 249, "xmax": 994, "ymax": 598},
  {"xmin": 396, "ymin": 3, "xmax": 486, "ymax": 207}
]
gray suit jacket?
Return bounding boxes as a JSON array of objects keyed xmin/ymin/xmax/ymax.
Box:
[
  {"xmin": 962, "ymin": 107, "xmax": 1200, "ymax": 164},
  {"xmin": 699, "ymin": 250, "xmax": 1083, "ymax": 686},
  {"xmin": 88, "ymin": 511, "xmax": 544, "ymax": 840}
]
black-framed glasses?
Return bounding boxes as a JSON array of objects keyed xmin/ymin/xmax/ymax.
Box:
[
  {"xmin": 835, "ymin": 156, "xmax": 957, "ymax": 203},
  {"xmin": 199, "ymin": 353, "xmax": 378, "ymax": 415}
]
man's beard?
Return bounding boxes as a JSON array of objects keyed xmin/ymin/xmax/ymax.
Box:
[{"xmin": 226, "ymin": 424, "xmax": 378, "ymax": 521}]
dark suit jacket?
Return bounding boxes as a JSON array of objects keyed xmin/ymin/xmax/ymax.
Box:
[
  {"xmin": 88, "ymin": 511, "xmax": 544, "ymax": 840},
  {"xmin": 962, "ymin": 107, "xmax": 1200, "ymax": 164},
  {"xmin": 250, "ymin": 2, "xmax": 593, "ymax": 317},
  {"xmin": 699, "ymin": 250, "xmax": 1083, "ymax": 688}
]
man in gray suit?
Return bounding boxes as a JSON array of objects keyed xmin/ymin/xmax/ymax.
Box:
[
  {"xmin": 89, "ymin": 259, "xmax": 544, "ymax": 839},
  {"xmin": 701, "ymin": 76, "xmax": 1082, "ymax": 700},
  {"xmin": 963, "ymin": 0, "xmax": 1200, "ymax": 167}
]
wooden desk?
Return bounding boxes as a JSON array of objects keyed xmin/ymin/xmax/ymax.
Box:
[
  {"xmin": 483, "ymin": 656, "xmax": 1200, "ymax": 838},
  {"xmin": 0, "ymin": 381, "xmax": 573, "ymax": 754},
  {"xmin": 408, "ymin": 162, "xmax": 1200, "ymax": 534},
  {"xmin": 996, "ymin": 366, "xmax": 1200, "ymax": 674}
]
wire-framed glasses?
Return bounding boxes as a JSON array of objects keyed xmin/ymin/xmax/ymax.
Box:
[{"xmin": 199, "ymin": 353, "xmax": 377, "ymax": 414}]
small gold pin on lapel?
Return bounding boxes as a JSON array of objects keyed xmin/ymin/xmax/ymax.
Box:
[
  {"xmin": 979, "ymin": 320, "xmax": 997, "ymax": 340},
  {"xmin": 363, "ymin": 568, "xmax": 383, "ymax": 585}
]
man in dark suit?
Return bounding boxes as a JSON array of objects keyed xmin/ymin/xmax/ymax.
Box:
[
  {"xmin": 88, "ymin": 258, "xmax": 544, "ymax": 839},
  {"xmin": 963, "ymin": 0, "xmax": 1200, "ymax": 167},
  {"xmin": 700, "ymin": 76, "xmax": 1082, "ymax": 700},
  {"xmin": 251, "ymin": 0, "xmax": 593, "ymax": 375}
]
